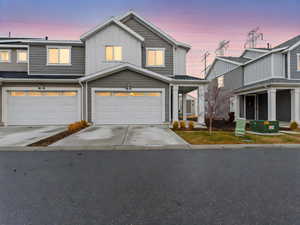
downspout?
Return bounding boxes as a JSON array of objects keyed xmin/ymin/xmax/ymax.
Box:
[
  {"xmin": 86, "ymin": 81, "xmax": 88, "ymax": 123},
  {"xmin": 79, "ymin": 80, "xmax": 84, "ymax": 121}
]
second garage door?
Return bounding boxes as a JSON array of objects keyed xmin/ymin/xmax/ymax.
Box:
[
  {"xmin": 93, "ymin": 90, "xmax": 164, "ymax": 124},
  {"xmin": 7, "ymin": 90, "xmax": 80, "ymax": 125}
]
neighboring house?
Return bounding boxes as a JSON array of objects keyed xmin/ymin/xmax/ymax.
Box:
[
  {"xmin": 179, "ymin": 94, "xmax": 197, "ymax": 118},
  {"xmin": 0, "ymin": 10, "xmax": 208, "ymax": 126},
  {"xmin": 206, "ymin": 35, "xmax": 300, "ymax": 124}
]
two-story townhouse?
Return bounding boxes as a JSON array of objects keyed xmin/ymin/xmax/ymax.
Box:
[
  {"xmin": 0, "ymin": 11, "xmax": 208, "ymax": 126},
  {"xmin": 206, "ymin": 35, "xmax": 300, "ymax": 125}
]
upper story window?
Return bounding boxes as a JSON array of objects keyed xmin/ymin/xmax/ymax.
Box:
[
  {"xmin": 105, "ymin": 46, "xmax": 122, "ymax": 61},
  {"xmin": 0, "ymin": 50, "xmax": 11, "ymax": 63},
  {"xmin": 17, "ymin": 50, "xmax": 28, "ymax": 63},
  {"xmin": 297, "ymin": 54, "xmax": 300, "ymax": 71},
  {"xmin": 47, "ymin": 46, "xmax": 71, "ymax": 65},
  {"xmin": 146, "ymin": 48, "xmax": 165, "ymax": 67},
  {"xmin": 217, "ymin": 75, "xmax": 224, "ymax": 88}
]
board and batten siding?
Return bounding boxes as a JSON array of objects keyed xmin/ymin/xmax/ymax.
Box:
[
  {"xmin": 244, "ymin": 54, "xmax": 272, "ymax": 85},
  {"xmin": 123, "ymin": 17, "xmax": 174, "ymax": 75},
  {"xmin": 273, "ymin": 53, "xmax": 286, "ymax": 78},
  {"xmin": 29, "ymin": 45, "xmax": 85, "ymax": 75},
  {"xmin": 223, "ymin": 67, "xmax": 244, "ymax": 91},
  {"xmin": 207, "ymin": 60, "xmax": 238, "ymax": 80},
  {"xmin": 0, "ymin": 48, "xmax": 27, "ymax": 72},
  {"xmin": 85, "ymin": 24, "xmax": 142, "ymax": 75},
  {"xmin": 290, "ymin": 45, "xmax": 300, "ymax": 79},
  {"xmin": 85, "ymin": 70, "xmax": 170, "ymax": 122},
  {"xmin": 242, "ymin": 50, "xmax": 266, "ymax": 59},
  {"xmin": 174, "ymin": 47, "xmax": 187, "ymax": 75}
]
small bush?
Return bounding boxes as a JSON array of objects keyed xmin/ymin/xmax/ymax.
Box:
[
  {"xmin": 80, "ymin": 120, "xmax": 88, "ymax": 127},
  {"xmin": 290, "ymin": 121, "xmax": 298, "ymax": 130},
  {"xmin": 180, "ymin": 120, "xmax": 186, "ymax": 129},
  {"xmin": 68, "ymin": 120, "xmax": 89, "ymax": 133},
  {"xmin": 173, "ymin": 121, "xmax": 179, "ymax": 129},
  {"xmin": 188, "ymin": 121, "xmax": 195, "ymax": 130}
]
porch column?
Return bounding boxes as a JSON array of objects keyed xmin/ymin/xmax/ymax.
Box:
[
  {"xmin": 234, "ymin": 95, "xmax": 240, "ymax": 120},
  {"xmin": 182, "ymin": 94, "xmax": 187, "ymax": 120},
  {"xmin": 291, "ymin": 88, "xmax": 300, "ymax": 123},
  {"xmin": 197, "ymin": 85, "xmax": 205, "ymax": 124},
  {"xmin": 268, "ymin": 88, "xmax": 277, "ymax": 121},
  {"xmin": 172, "ymin": 85, "xmax": 179, "ymax": 122}
]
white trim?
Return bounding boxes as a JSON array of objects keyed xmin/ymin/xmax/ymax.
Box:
[
  {"xmin": 0, "ymin": 44, "xmax": 28, "ymax": 48},
  {"xmin": 46, "ymin": 45, "xmax": 72, "ymax": 66},
  {"xmin": 16, "ymin": 49, "xmax": 28, "ymax": 63},
  {"xmin": 2, "ymin": 86, "xmax": 81, "ymax": 126},
  {"xmin": 105, "ymin": 45, "xmax": 123, "ymax": 62},
  {"xmin": 1, "ymin": 78, "xmax": 79, "ymax": 83},
  {"xmin": 145, "ymin": 48, "xmax": 165, "ymax": 67},
  {"xmin": 271, "ymin": 53, "xmax": 275, "ymax": 77},
  {"xmin": 297, "ymin": 53, "xmax": 300, "ymax": 72},
  {"xmin": 0, "ymin": 49, "xmax": 11, "ymax": 63},
  {"xmin": 28, "ymin": 73, "xmax": 83, "ymax": 76},
  {"xmin": 27, "ymin": 45, "xmax": 30, "ymax": 74},
  {"xmin": 91, "ymin": 87, "xmax": 165, "ymax": 124},
  {"xmin": 117, "ymin": 10, "xmax": 191, "ymax": 49},
  {"xmin": 80, "ymin": 18, "xmax": 144, "ymax": 42},
  {"xmin": 283, "ymin": 40, "xmax": 300, "ymax": 52},
  {"xmin": 288, "ymin": 52, "xmax": 291, "ymax": 79}
]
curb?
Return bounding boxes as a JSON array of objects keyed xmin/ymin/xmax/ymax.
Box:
[{"xmin": 190, "ymin": 144, "xmax": 300, "ymax": 150}]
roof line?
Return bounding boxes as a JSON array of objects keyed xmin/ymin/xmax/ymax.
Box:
[
  {"xmin": 117, "ymin": 10, "xmax": 191, "ymax": 49},
  {"xmin": 80, "ymin": 17, "xmax": 144, "ymax": 42},
  {"xmin": 216, "ymin": 57, "xmax": 243, "ymax": 66}
]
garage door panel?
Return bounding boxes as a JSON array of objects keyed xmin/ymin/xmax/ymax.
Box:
[
  {"xmin": 7, "ymin": 91, "xmax": 79, "ymax": 125},
  {"xmin": 93, "ymin": 91, "xmax": 163, "ymax": 124}
]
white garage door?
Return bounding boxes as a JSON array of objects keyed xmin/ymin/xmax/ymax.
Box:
[
  {"xmin": 93, "ymin": 91, "xmax": 164, "ymax": 124},
  {"xmin": 7, "ymin": 91, "xmax": 80, "ymax": 125}
]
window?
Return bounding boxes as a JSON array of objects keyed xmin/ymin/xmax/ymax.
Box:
[
  {"xmin": 217, "ymin": 76, "xmax": 224, "ymax": 88},
  {"xmin": 105, "ymin": 46, "xmax": 122, "ymax": 61},
  {"xmin": 297, "ymin": 54, "xmax": 300, "ymax": 71},
  {"xmin": 17, "ymin": 50, "xmax": 28, "ymax": 63},
  {"xmin": 0, "ymin": 50, "xmax": 11, "ymax": 63},
  {"xmin": 146, "ymin": 48, "xmax": 165, "ymax": 67},
  {"xmin": 47, "ymin": 46, "xmax": 71, "ymax": 65}
]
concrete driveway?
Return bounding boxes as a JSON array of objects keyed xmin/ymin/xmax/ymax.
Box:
[
  {"xmin": 0, "ymin": 126, "xmax": 66, "ymax": 147},
  {"xmin": 52, "ymin": 125, "xmax": 187, "ymax": 147}
]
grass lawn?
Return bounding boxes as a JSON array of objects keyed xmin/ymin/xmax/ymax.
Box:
[{"xmin": 175, "ymin": 130, "xmax": 300, "ymax": 145}]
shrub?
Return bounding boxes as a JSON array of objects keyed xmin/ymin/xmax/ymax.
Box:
[
  {"xmin": 180, "ymin": 120, "xmax": 186, "ymax": 129},
  {"xmin": 188, "ymin": 121, "xmax": 195, "ymax": 130},
  {"xmin": 290, "ymin": 121, "xmax": 298, "ymax": 130},
  {"xmin": 68, "ymin": 121, "xmax": 89, "ymax": 133},
  {"xmin": 80, "ymin": 120, "xmax": 88, "ymax": 127},
  {"xmin": 173, "ymin": 121, "xmax": 179, "ymax": 129}
]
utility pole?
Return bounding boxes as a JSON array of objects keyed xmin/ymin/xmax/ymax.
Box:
[
  {"xmin": 244, "ymin": 27, "xmax": 264, "ymax": 49},
  {"xmin": 215, "ymin": 40, "xmax": 230, "ymax": 56}
]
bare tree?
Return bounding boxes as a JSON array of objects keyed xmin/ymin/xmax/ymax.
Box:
[{"xmin": 206, "ymin": 79, "xmax": 232, "ymax": 135}]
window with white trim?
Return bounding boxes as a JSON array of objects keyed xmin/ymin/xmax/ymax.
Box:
[
  {"xmin": 0, "ymin": 50, "xmax": 11, "ymax": 63},
  {"xmin": 105, "ymin": 46, "xmax": 122, "ymax": 61},
  {"xmin": 146, "ymin": 48, "xmax": 165, "ymax": 67},
  {"xmin": 297, "ymin": 54, "xmax": 300, "ymax": 71},
  {"xmin": 17, "ymin": 50, "xmax": 28, "ymax": 63},
  {"xmin": 47, "ymin": 46, "xmax": 71, "ymax": 65},
  {"xmin": 217, "ymin": 75, "xmax": 224, "ymax": 88}
]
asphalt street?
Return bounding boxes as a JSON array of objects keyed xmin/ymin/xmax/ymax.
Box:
[{"xmin": 0, "ymin": 149, "xmax": 299, "ymax": 225}]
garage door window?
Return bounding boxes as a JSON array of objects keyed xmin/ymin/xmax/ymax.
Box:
[
  {"xmin": 9, "ymin": 91, "xmax": 77, "ymax": 97},
  {"xmin": 96, "ymin": 92, "xmax": 161, "ymax": 97},
  {"xmin": 10, "ymin": 91, "xmax": 26, "ymax": 96}
]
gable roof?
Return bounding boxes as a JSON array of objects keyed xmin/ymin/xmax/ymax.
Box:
[
  {"xmin": 117, "ymin": 10, "xmax": 191, "ymax": 50},
  {"xmin": 80, "ymin": 18, "xmax": 144, "ymax": 42},
  {"xmin": 80, "ymin": 63, "xmax": 172, "ymax": 83},
  {"xmin": 218, "ymin": 56, "xmax": 251, "ymax": 64},
  {"xmin": 274, "ymin": 35, "xmax": 300, "ymax": 49}
]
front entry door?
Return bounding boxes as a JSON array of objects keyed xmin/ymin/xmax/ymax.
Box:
[{"xmin": 246, "ymin": 96, "xmax": 256, "ymax": 120}]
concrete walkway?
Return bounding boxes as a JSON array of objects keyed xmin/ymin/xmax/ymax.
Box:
[
  {"xmin": 0, "ymin": 126, "xmax": 66, "ymax": 147},
  {"xmin": 52, "ymin": 125, "xmax": 188, "ymax": 147}
]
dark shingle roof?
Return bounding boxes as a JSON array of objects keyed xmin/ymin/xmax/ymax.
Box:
[
  {"xmin": 174, "ymin": 75, "xmax": 203, "ymax": 80},
  {"xmin": 0, "ymin": 71, "xmax": 81, "ymax": 79},
  {"xmin": 219, "ymin": 56, "xmax": 251, "ymax": 64},
  {"xmin": 274, "ymin": 35, "xmax": 300, "ymax": 49}
]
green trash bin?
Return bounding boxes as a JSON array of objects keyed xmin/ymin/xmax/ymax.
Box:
[{"xmin": 250, "ymin": 120, "xmax": 279, "ymax": 133}]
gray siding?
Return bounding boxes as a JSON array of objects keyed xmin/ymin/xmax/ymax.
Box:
[
  {"xmin": 86, "ymin": 69, "xmax": 170, "ymax": 122},
  {"xmin": 0, "ymin": 48, "xmax": 27, "ymax": 72},
  {"xmin": 29, "ymin": 44, "xmax": 85, "ymax": 75},
  {"xmin": 0, "ymin": 86, "xmax": 2, "ymax": 125},
  {"xmin": 276, "ymin": 90, "xmax": 291, "ymax": 122},
  {"xmin": 242, "ymin": 50, "xmax": 265, "ymax": 59},
  {"xmin": 223, "ymin": 67, "xmax": 244, "ymax": 91},
  {"xmin": 207, "ymin": 60, "xmax": 238, "ymax": 80},
  {"xmin": 258, "ymin": 93, "xmax": 268, "ymax": 120},
  {"xmin": 239, "ymin": 95, "xmax": 245, "ymax": 118},
  {"xmin": 290, "ymin": 45, "xmax": 300, "ymax": 79},
  {"xmin": 123, "ymin": 17, "xmax": 174, "ymax": 76}
]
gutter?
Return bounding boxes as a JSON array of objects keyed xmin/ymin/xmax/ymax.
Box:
[{"xmin": 2, "ymin": 78, "xmax": 79, "ymax": 83}]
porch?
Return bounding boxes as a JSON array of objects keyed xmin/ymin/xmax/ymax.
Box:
[{"xmin": 235, "ymin": 87, "xmax": 300, "ymax": 125}]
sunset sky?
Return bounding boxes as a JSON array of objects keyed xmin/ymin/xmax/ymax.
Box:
[{"xmin": 1, "ymin": 0, "xmax": 299, "ymax": 77}]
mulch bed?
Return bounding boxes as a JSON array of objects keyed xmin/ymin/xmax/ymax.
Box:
[{"xmin": 28, "ymin": 126, "xmax": 89, "ymax": 147}]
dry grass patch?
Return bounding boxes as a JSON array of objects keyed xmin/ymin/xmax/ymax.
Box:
[{"xmin": 175, "ymin": 131, "xmax": 300, "ymax": 145}]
